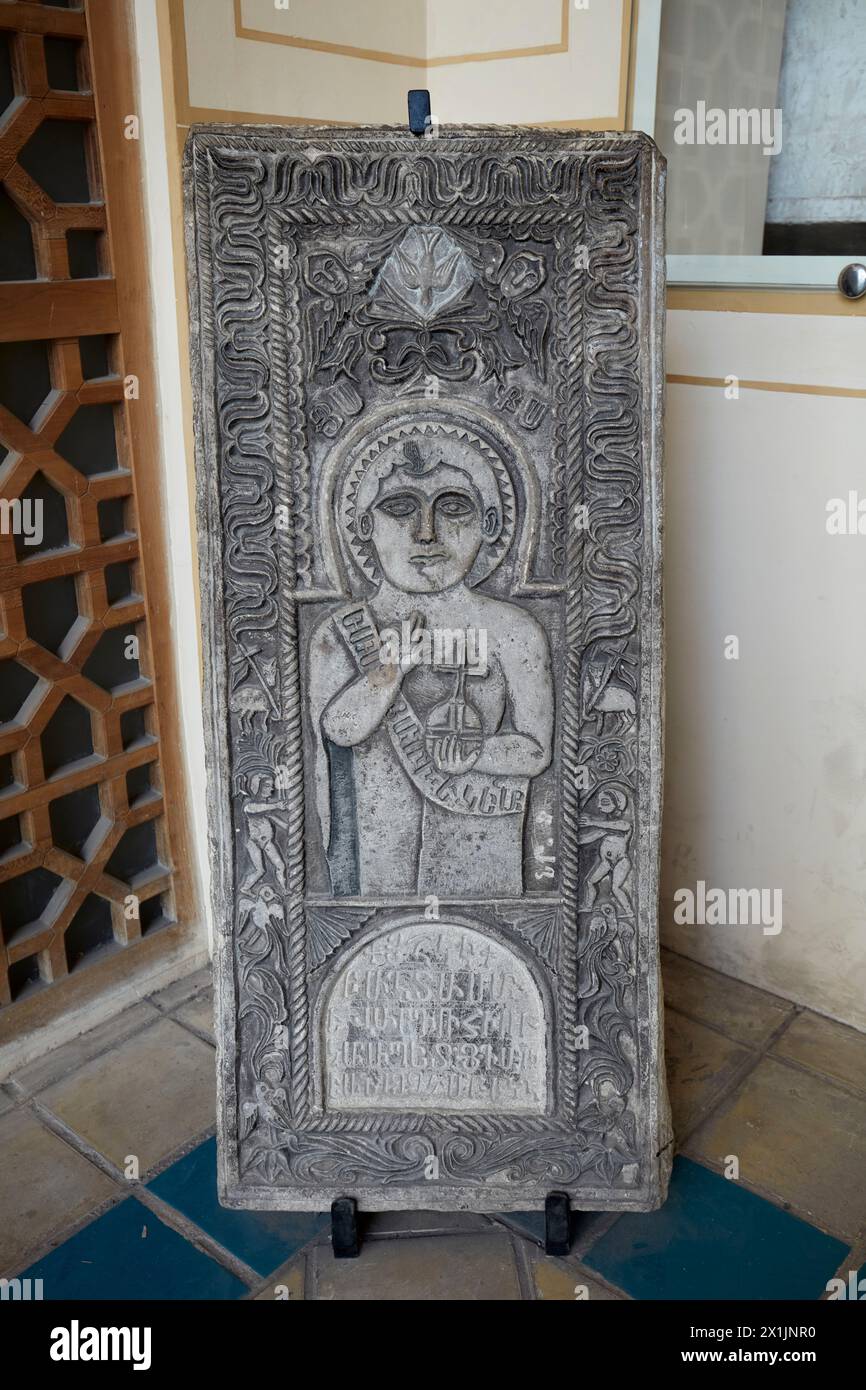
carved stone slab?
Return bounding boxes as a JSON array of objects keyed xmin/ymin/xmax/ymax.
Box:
[{"xmin": 185, "ymin": 124, "xmax": 671, "ymax": 1211}]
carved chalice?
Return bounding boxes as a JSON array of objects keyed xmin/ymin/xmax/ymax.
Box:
[{"xmin": 424, "ymin": 667, "xmax": 484, "ymax": 775}]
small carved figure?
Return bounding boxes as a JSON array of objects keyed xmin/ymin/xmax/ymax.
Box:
[
  {"xmin": 230, "ymin": 649, "xmax": 278, "ymax": 735},
  {"xmin": 579, "ymin": 786, "xmax": 634, "ymax": 913},
  {"xmin": 381, "ymin": 227, "xmax": 468, "ymax": 318},
  {"xmin": 498, "ymin": 251, "xmax": 546, "ymax": 300},
  {"xmin": 578, "ymin": 902, "xmax": 617, "ymax": 996},
  {"xmin": 240, "ymin": 773, "xmax": 287, "ymax": 892},
  {"xmin": 582, "ymin": 640, "xmax": 637, "ymax": 736},
  {"xmin": 238, "ymin": 884, "xmax": 284, "ymax": 936}
]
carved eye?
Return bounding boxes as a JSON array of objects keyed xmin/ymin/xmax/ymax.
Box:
[
  {"xmin": 376, "ymin": 495, "xmax": 417, "ymax": 519},
  {"xmin": 435, "ymin": 493, "xmax": 476, "ymax": 519}
]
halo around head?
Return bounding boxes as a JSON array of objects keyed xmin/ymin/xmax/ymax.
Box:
[{"xmin": 339, "ymin": 418, "xmax": 516, "ymax": 588}]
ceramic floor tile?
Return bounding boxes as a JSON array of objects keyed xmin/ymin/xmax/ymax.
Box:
[
  {"xmin": 495, "ymin": 1207, "xmax": 611, "ymax": 1254},
  {"xmin": 363, "ymin": 1209, "xmax": 490, "ymax": 1236},
  {"xmin": 584, "ymin": 1156, "xmax": 850, "ymax": 1301},
  {"xmin": 254, "ymin": 1259, "xmax": 305, "ymax": 1300},
  {"xmin": 0, "ymin": 1108, "xmax": 116, "ymax": 1273},
  {"xmin": 314, "ymin": 1232, "xmax": 521, "ymax": 1300},
  {"xmin": 39, "ymin": 1016, "xmax": 216, "ymax": 1175},
  {"xmin": 531, "ymin": 1256, "xmax": 623, "ymax": 1300},
  {"xmin": 20, "ymin": 1196, "xmax": 247, "ymax": 1300},
  {"xmin": 661, "ymin": 950, "xmax": 794, "ymax": 1048},
  {"xmin": 771, "ymin": 1010, "xmax": 866, "ymax": 1096},
  {"xmin": 664, "ymin": 1008, "xmax": 753, "ymax": 1136},
  {"xmin": 496, "ymin": 1210, "xmax": 546, "ymax": 1244},
  {"xmin": 148, "ymin": 1137, "xmax": 326, "ymax": 1276},
  {"xmin": 11, "ymin": 1001, "xmax": 160, "ymax": 1095},
  {"xmin": 171, "ymin": 989, "xmax": 215, "ymax": 1043},
  {"xmin": 148, "ymin": 966, "xmax": 213, "ymax": 1013},
  {"xmin": 687, "ymin": 1056, "xmax": 866, "ymax": 1239}
]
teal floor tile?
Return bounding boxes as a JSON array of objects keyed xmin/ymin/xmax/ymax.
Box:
[
  {"xmin": 497, "ymin": 1208, "xmax": 603, "ymax": 1250},
  {"xmin": 499, "ymin": 1211, "xmax": 547, "ymax": 1243},
  {"xmin": 21, "ymin": 1198, "xmax": 247, "ymax": 1300},
  {"xmin": 148, "ymin": 1137, "xmax": 327, "ymax": 1276},
  {"xmin": 585, "ymin": 1156, "xmax": 850, "ymax": 1301},
  {"xmin": 827, "ymin": 1261, "xmax": 866, "ymax": 1300}
]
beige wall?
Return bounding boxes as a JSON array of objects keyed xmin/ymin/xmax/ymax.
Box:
[
  {"xmin": 175, "ymin": 0, "xmax": 630, "ymax": 126},
  {"xmin": 141, "ymin": 0, "xmax": 866, "ymax": 1029},
  {"xmin": 664, "ymin": 311, "xmax": 866, "ymax": 1029}
]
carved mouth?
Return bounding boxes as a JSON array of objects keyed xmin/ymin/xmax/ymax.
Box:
[{"xmin": 409, "ymin": 552, "xmax": 447, "ymax": 565}]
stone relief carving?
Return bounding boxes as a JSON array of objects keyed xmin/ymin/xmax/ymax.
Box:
[
  {"xmin": 321, "ymin": 921, "xmax": 548, "ymax": 1114},
  {"xmin": 186, "ymin": 125, "xmax": 670, "ymax": 1210},
  {"xmin": 309, "ymin": 419, "xmax": 554, "ymax": 900}
]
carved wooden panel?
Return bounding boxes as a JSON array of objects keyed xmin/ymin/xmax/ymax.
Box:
[
  {"xmin": 187, "ymin": 125, "xmax": 670, "ymax": 1211},
  {"xmin": 0, "ymin": 1, "xmax": 185, "ymax": 1010}
]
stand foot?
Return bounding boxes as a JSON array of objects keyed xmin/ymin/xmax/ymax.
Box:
[
  {"xmin": 407, "ymin": 89, "xmax": 431, "ymax": 136},
  {"xmin": 331, "ymin": 1197, "xmax": 360, "ymax": 1259},
  {"xmin": 545, "ymin": 1191, "xmax": 571, "ymax": 1256}
]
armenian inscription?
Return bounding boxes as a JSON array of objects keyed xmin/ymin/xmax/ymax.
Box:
[
  {"xmin": 323, "ymin": 923, "xmax": 547, "ymax": 1113},
  {"xmin": 186, "ymin": 124, "xmax": 670, "ymax": 1212}
]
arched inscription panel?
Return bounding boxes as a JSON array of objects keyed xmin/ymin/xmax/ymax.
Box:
[{"xmin": 322, "ymin": 921, "xmax": 548, "ymax": 1113}]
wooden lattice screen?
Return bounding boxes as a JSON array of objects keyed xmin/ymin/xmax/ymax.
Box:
[{"xmin": 0, "ymin": 0, "xmax": 191, "ymax": 1011}]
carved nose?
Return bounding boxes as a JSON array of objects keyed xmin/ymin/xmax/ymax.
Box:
[{"xmin": 414, "ymin": 505, "xmax": 436, "ymax": 541}]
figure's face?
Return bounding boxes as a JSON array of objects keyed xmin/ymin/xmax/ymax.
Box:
[{"xmin": 368, "ymin": 462, "xmax": 487, "ymax": 593}]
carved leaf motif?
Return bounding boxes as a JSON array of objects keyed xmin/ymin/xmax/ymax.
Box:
[
  {"xmin": 307, "ymin": 906, "xmax": 370, "ymax": 968},
  {"xmin": 507, "ymin": 297, "xmax": 550, "ymax": 381},
  {"xmin": 513, "ymin": 906, "xmax": 559, "ymax": 967},
  {"xmin": 306, "ymin": 288, "xmax": 354, "ymax": 371},
  {"xmin": 246, "ymin": 1146, "xmax": 292, "ymax": 1183},
  {"xmin": 319, "ymin": 328, "xmax": 365, "ymax": 381}
]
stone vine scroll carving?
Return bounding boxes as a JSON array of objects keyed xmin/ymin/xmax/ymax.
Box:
[{"xmin": 186, "ymin": 126, "xmax": 670, "ymax": 1212}]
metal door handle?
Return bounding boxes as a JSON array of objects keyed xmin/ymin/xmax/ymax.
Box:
[{"xmin": 838, "ymin": 263, "xmax": 866, "ymax": 299}]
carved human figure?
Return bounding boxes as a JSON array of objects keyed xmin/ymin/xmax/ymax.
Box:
[
  {"xmin": 308, "ymin": 425, "xmax": 554, "ymax": 898},
  {"xmin": 240, "ymin": 773, "xmax": 288, "ymax": 892},
  {"xmin": 579, "ymin": 787, "xmax": 633, "ymax": 913}
]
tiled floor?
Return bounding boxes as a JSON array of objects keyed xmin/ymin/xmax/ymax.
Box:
[{"xmin": 1, "ymin": 951, "xmax": 864, "ymax": 1301}]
